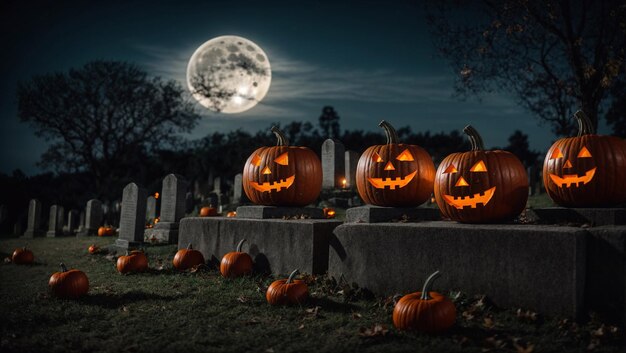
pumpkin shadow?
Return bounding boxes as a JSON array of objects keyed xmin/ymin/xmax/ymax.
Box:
[
  {"xmin": 309, "ymin": 296, "xmax": 359, "ymax": 313},
  {"xmin": 80, "ymin": 290, "xmax": 184, "ymax": 308}
]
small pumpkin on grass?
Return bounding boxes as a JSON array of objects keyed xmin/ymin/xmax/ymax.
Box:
[
  {"xmin": 226, "ymin": 211, "xmax": 237, "ymax": 218},
  {"xmin": 88, "ymin": 244, "xmax": 99, "ymax": 254},
  {"xmin": 220, "ymin": 239, "xmax": 253, "ymax": 278},
  {"xmin": 49, "ymin": 263, "xmax": 89, "ymax": 299},
  {"xmin": 116, "ymin": 250, "xmax": 148, "ymax": 274},
  {"xmin": 98, "ymin": 226, "xmax": 115, "ymax": 237},
  {"xmin": 200, "ymin": 206, "xmax": 217, "ymax": 217},
  {"xmin": 323, "ymin": 207, "xmax": 336, "ymax": 219},
  {"xmin": 12, "ymin": 246, "xmax": 34, "ymax": 265},
  {"xmin": 392, "ymin": 270, "xmax": 456, "ymax": 333},
  {"xmin": 266, "ymin": 269, "xmax": 308, "ymax": 305},
  {"xmin": 173, "ymin": 243, "xmax": 205, "ymax": 270}
]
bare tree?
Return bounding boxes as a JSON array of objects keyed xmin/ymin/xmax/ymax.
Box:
[
  {"xmin": 426, "ymin": 0, "xmax": 626, "ymax": 136},
  {"xmin": 17, "ymin": 61, "xmax": 200, "ymax": 196}
]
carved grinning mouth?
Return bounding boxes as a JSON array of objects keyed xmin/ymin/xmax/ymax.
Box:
[
  {"xmin": 549, "ymin": 167, "xmax": 596, "ymax": 188},
  {"xmin": 249, "ymin": 175, "xmax": 295, "ymax": 192},
  {"xmin": 367, "ymin": 171, "xmax": 417, "ymax": 190},
  {"xmin": 443, "ymin": 186, "xmax": 496, "ymax": 209}
]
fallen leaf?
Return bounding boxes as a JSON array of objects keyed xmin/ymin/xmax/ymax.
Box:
[
  {"xmin": 483, "ymin": 317, "xmax": 495, "ymax": 329},
  {"xmin": 265, "ymin": 349, "xmax": 274, "ymax": 353},
  {"xmin": 4, "ymin": 257, "xmax": 11, "ymax": 263},
  {"xmin": 352, "ymin": 312, "xmax": 362, "ymax": 320},
  {"xmin": 298, "ymin": 324, "xmax": 305, "ymax": 330},
  {"xmin": 237, "ymin": 296, "xmax": 248, "ymax": 303},
  {"xmin": 358, "ymin": 324, "xmax": 389, "ymax": 338}
]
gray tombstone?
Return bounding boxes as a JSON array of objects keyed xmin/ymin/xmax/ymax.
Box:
[
  {"xmin": 146, "ymin": 196, "xmax": 157, "ymax": 223},
  {"xmin": 185, "ymin": 192, "xmax": 193, "ymax": 214},
  {"xmin": 114, "ymin": 183, "xmax": 148, "ymax": 250},
  {"xmin": 233, "ymin": 173, "xmax": 243, "ymax": 204},
  {"xmin": 213, "ymin": 176, "xmax": 222, "ymax": 193},
  {"xmin": 46, "ymin": 205, "xmax": 64, "ymax": 237},
  {"xmin": 322, "ymin": 139, "xmax": 345, "ymax": 189},
  {"xmin": 344, "ymin": 150, "xmax": 361, "ymax": 189},
  {"xmin": 22, "ymin": 199, "xmax": 43, "ymax": 238},
  {"xmin": 67, "ymin": 209, "xmax": 79, "ymax": 235},
  {"xmin": 145, "ymin": 174, "xmax": 188, "ymax": 244},
  {"xmin": 77, "ymin": 199, "xmax": 103, "ymax": 236},
  {"xmin": 77, "ymin": 211, "xmax": 85, "ymax": 233}
]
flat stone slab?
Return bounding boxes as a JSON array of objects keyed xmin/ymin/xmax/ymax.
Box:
[
  {"xmin": 179, "ymin": 217, "xmax": 342, "ymax": 275},
  {"xmin": 528, "ymin": 207, "xmax": 626, "ymax": 226},
  {"xmin": 236, "ymin": 206, "xmax": 325, "ymax": 219},
  {"xmin": 345, "ymin": 205, "xmax": 441, "ymax": 223},
  {"xmin": 329, "ymin": 221, "xmax": 586, "ymax": 319}
]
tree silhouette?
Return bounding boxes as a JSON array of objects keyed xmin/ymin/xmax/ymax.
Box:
[
  {"xmin": 318, "ymin": 106, "xmax": 341, "ymax": 139},
  {"xmin": 504, "ymin": 130, "xmax": 540, "ymax": 169},
  {"xmin": 426, "ymin": 0, "xmax": 626, "ymax": 136},
  {"xmin": 17, "ymin": 61, "xmax": 200, "ymax": 197}
]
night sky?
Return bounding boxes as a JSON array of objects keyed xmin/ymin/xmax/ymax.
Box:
[{"xmin": 1, "ymin": 0, "xmax": 577, "ymax": 175}]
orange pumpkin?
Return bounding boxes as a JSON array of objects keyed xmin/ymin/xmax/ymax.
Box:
[
  {"xmin": 434, "ymin": 125, "xmax": 528, "ymax": 223},
  {"xmin": 116, "ymin": 250, "xmax": 148, "ymax": 274},
  {"xmin": 226, "ymin": 211, "xmax": 237, "ymax": 218},
  {"xmin": 220, "ymin": 239, "xmax": 254, "ymax": 278},
  {"xmin": 173, "ymin": 243, "xmax": 205, "ymax": 270},
  {"xmin": 323, "ymin": 207, "xmax": 336, "ymax": 219},
  {"xmin": 98, "ymin": 226, "xmax": 115, "ymax": 237},
  {"xmin": 266, "ymin": 269, "xmax": 308, "ymax": 305},
  {"xmin": 243, "ymin": 126, "xmax": 322, "ymax": 206},
  {"xmin": 543, "ymin": 110, "xmax": 626, "ymax": 207},
  {"xmin": 49, "ymin": 263, "xmax": 89, "ymax": 299},
  {"xmin": 356, "ymin": 120, "xmax": 435, "ymax": 207},
  {"xmin": 12, "ymin": 246, "xmax": 34, "ymax": 265},
  {"xmin": 393, "ymin": 271, "xmax": 456, "ymax": 333},
  {"xmin": 88, "ymin": 244, "xmax": 99, "ymax": 254},
  {"xmin": 200, "ymin": 206, "xmax": 217, "ymax": 217}
]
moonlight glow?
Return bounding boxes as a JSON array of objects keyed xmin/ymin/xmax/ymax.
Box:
[{"xmin": 186, "ymin": 35, "xmax": 271, "ymax": 114}]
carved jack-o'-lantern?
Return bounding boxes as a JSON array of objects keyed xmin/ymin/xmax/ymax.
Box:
[
  {"xmin": 543, "ymin": 111, "xmax": 626, "ymax": 207},
  {"xmin": 356, "ymin": 120, "xmax": 436, "ymax": 207},
  {"xmin": 434, "ymin": 125, "xmax": 528, "ymax": 223},
  {"xmin": 243, "ymin": 126, "xmax": 322, "ymax": 206}
]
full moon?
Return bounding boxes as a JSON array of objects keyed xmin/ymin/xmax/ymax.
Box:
[{"xmin": 186, "ymin": 35, "xmax": 271, "ymax": 114}]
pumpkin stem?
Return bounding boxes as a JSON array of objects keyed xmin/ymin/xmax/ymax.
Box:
[
  {"xmin": 463, "ymin": 125, "xmax": 485, "ymax": 151},
  {"xmin": 379, "ymin": 120, "xmax": 399, "ymax": 144},
  {"xmin": 286, "ymin": 269, "xmax": 300, "ymax": 284},
  {"xmin": 575, "ymin": 110, "xmax": 596, "ymax": 136},
  {"xmin": 187, "ymin": 243, "xmax": 193, "ymax": 250},
  {"xmin": 236, "ymin": 239, "xmax": 247, "ymax": 252},
  {"xmin": 419, "ymin": 270, "xmax": 441, "ymax": 300},
  {"xmin": 60, "ymin": 262, "xmax": 68, "ymax": 272},
  {"xmin": 271, "ymin": 126, "xmax": 290, "ymax": 146}
]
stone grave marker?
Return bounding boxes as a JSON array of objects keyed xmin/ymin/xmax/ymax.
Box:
[
  {"xmin": 232, "ymin": 173, "xmax": 243, "ymax": 204},
  {"xmin": 22, "ymin": 199, "xmax": 43, "ymax": 238},
  {"xmin": 114, "ymin": 182, "xmax": 148, "ymax": 250},
  {"xmin": 67, "ymin": 209, "xmax": 79, "ymax": 235},
  {"xmin": 213, "ymin": 176, "xmax": 221, "ymax": 193},
  {"xmin": 145, "ymin": 174, "xmax": 188, "ymax": 244},
  {"xmin": 46, "ymin": 205, "xmax": 64, "ymax": 237},
  {"xmin": 146, "ymin": 196, "xmax": 157, "ymax": 223},
  {"xmin": 322, "ymin": 139, "xmax": 345, "ymax": 189},
  {"xmin": 77, "ymin": 199, "xmax": 103, "ymax": 236},
  {"xmin": 344, "ymin": 150, "xmax": 360, "ymax": 188}
]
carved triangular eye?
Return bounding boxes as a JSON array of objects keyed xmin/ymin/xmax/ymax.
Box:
[
  {"xmin": 470, "ymin": 160, "xmax": 487, "ymax": 172},
  {"xmin": 396, "ymin": 149, "xmax": 414, "ymax": 162},
  {"xmin": 251, "ymin": 154, "xmax": 262, "ymax": 167},
  {"xmin": 551, "ymin": 148, "xmax": 564, "ymax": 159},
  {"xmin": 443, "ymin": 164, "xmax": 457, "ymax": 174},
  {"xmin": 577, "ymin": 146, "xmax": 592, "ymax": 158},
  {"xmin": 274, "ymin": 152, "xmax": 288, "ymax": 165},
  {"xmin": 372, "ymin": 152, "xmax": 383, "ymax": 163}
]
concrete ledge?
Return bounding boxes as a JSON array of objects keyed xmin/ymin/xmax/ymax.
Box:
[
  {"xmin": 179, "ymin": 217, "xmax": 342, "ymax": 275},
  {"xmin": 144, "ymin": 221, "xmax": 178, "ymax": 244},
  {"xmin": 345, "ymin": 205, "xmax": 441, "ymax": 223},
  {"xmin": 329, "ymin": 221, "xmax": 586, "ymax": 319},
  {"xmin": 585, "ymin": 226, "xmax": 626, "ymax": 325},
  {"xmin": 236, "ymin": 206, "xmax": 325, "ymax": 219},
  {"xmin": 528, "ymin": 207, "xmax": 626, "ymax": 226}
]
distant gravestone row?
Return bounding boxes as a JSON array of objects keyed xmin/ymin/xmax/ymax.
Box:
[{"xmin": 16, "ymin": 198, "xmax": 106, "ymax": 238}]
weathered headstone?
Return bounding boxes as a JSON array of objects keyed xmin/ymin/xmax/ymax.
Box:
[
  {"xmin": 77, "ymin": 199, "xmax": 103, "ymax": 236},
  {"xmin": 46, "ymin": 205, "xmax": 64, "ymax": 237},
  {"xmin": 145, "ymin": 174, "xmax": 188, "ymax": 244},
  {"xmin": 322, "ymin": 139, "xmax": 345, "ymax": 189},
  {"xmin": 114, "ymin": 183, "xmax": 148, "ymax": 250},
  {"xmin": 213, "ymin": 176, "xmax": 222, "ymax": 193},
  {"xmin": 77, "ymin": 210, "xmax": 85, "ymax": 233},
  {"xmin": 146, "ymin": 196, "xmax": 157, "ymax": 223},
  {"xmin": 233, "ymin": 173, "xmax": 243, "ymax": 204},
  {"xmin": 344, "ymin": 150, "xmax": 360, "ymax": 189},
  {"xmin": 67, "ymin": 209, "xmax": 79, "ymax": 235},
  {"xmin": 22, "ymin": 199, "xmax": 43, "ymax": 238}
]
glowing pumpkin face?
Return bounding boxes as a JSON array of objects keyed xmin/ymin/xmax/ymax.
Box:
[
  {"xmin": 434, "ymin": 125, "xmax": 528, "ymax": 223},
  {"xmin": 356, "ymin": 120, "xmax": 435, "ymax": 207},
  {"xmin": 243, "ymin": 126, "xmax": 322, "ymax": 206},
  {"xmin": 543, "ymin": 110, "xmax": 626, "ymax": 207}
]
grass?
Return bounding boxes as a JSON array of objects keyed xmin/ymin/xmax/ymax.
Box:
[{"xmin": 0, "ymin": 236, "xmax": 623, "ymax": 353}]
